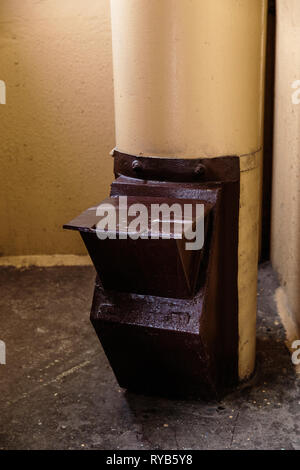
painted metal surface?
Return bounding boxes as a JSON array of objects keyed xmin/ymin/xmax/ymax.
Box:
[
  {"xmin": 65, "ymin": 154, "xmax": 240, "ymax": 398},
  {"xmin": 109, "ymin": 0, "xmax": 267, "ymax": 380}
]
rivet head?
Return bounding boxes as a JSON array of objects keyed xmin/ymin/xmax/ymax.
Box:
[
  {"xmin": 194, "ymin": 164, "xmax": 206, "ymax": 177},
  {"xmin": 132, "ymin": 160, "xmax": 143, "ymax": 172}
]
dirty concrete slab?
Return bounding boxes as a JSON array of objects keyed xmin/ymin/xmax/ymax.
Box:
[{"xmin": 0, "ymin": 263, "xmax": 299, "ymax": 450}]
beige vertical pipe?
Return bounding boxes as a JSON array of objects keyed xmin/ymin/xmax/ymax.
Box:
[
  {"xmin": 110, "ymin": 0, "xmax": 267, "ymax": 380},
  {"xmin": 271, "ymin": 0, "xmax": 300, "ymax": 333}
]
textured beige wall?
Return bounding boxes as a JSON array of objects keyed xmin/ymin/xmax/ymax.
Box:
[
  {"xmin": 271, "ymin": 0, "xmax": 300, "ymax": 329},
  {"xmin": 0, "ymin": 0, "xmax": 115, "ymax": 256}
]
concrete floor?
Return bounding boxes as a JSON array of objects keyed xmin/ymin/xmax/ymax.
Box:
[{"xmin": 0, "ymin": 262, "xmax": 299, "ymax": 450}]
